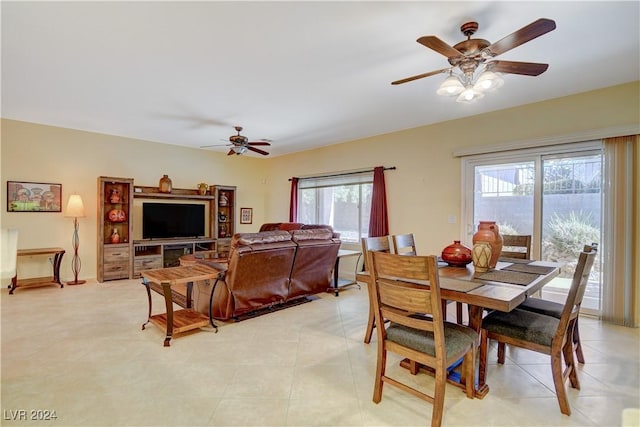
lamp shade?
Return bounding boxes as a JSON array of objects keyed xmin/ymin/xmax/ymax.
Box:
[
  {"xmin": 232, "ymin": 146, "xmax": 248, "ymax": 154},
  {"xmin": 473, "ymin": 70, "xmax": 504, "ymax": 92},
  {"xmin": 65, "ymin": 194, "xmax": 86, "ymax": 218},
  {"xmin": 456, "ymin": 85, "xmax": 485, "ymax": 103},
  {"xmin": 436, "ymin": 75, "xmax": 464, "ymax": 96}
]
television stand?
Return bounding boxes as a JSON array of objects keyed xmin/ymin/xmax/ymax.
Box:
[{"xmin": 133, "ymin": 238, "xmax": 216, "ymax": 277}]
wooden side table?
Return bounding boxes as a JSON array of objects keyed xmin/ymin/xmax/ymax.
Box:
[
  {"xmin": 10, "ymin": 248, "xmax": 65, "ymax": 294},
  {"xmin": 331, "ymin": 249, "xmax": 362, "ymax": 296},
  {"xmin": 141, "ymin": 264, "xmax": 221, "ymax": 346}
]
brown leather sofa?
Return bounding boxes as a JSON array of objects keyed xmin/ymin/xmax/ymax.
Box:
[
  {"xmin": 259, "ymin": 222, "xmax": 334, "ymax": 232},
  {"xmin": 192, "ymin": 228, "xmax": 341, "ymax": 321}
]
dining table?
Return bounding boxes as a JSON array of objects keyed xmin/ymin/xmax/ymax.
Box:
[{"xmin": 401, "ymin": 257, "xmax": 562, "ymax": 398}]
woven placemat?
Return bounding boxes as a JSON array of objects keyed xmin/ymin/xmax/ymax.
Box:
[
  {"xmin": 499, "ymin": 257, "xmax": 533, "ymax": 264},
  {"xmin": 440, "ymin": 277, "xmax": 484, "ymax": 293},
  {"xmin": 475, "ymin": 270, "xmax": 539, "ymax": 286},
  {"xmin": 502, "ymin": 264, "xmax": 556, "ymax": 275}
]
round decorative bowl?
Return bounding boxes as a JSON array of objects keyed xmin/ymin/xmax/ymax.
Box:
[
  {"xmin": 441, "ymin": 240, "xmax": 473, "ymax": 267},
  {"xmin": 108, "ymin": 209, "xmax": 127, "ymax": 223}
]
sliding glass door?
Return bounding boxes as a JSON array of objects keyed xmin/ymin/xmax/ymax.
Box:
[{"xmin": 463, "ymin": 142, "xmax": 603, "ymax": 314}]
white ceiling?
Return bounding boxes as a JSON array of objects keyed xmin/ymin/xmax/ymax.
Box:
[{"xmin": 2, "ymin": 1, "xmax": 639, "ymax": 157}]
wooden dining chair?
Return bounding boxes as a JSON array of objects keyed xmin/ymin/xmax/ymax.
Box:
[
  {"xmin": 500, "ymin": 234, "xmax": 532, "ymax": 259},
  {"xmin": 358, "ymin": 236, "xmax": 392, "ymax": 344},
  {"xmin": 369, "ymin": 251, "xmax": 477, "ymax": 427},
  {"xmin": 517, "ymin": 243, "xmax": 598, "ymax": 364},
  {"xmin": 391, "ymin": 233, "xmax": 463, "ymax": 325},
  {"xmin": 479, "ymin": 245, "xmax": 597, "ymax": 416},
  {"xmin": 392, "ymin": 233, "xmax": 417, "ymax": 256}
]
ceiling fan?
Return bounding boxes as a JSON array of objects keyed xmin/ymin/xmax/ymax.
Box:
[
  {"xmin": 392, "ymin": 18, "xmax": 556, "ymax": 101},
  {"xmin": 201, "ymin": 126, "xmax": 271, "ymax": 156}
]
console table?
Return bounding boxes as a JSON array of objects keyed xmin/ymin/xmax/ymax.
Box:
[
  {"xmin": 10, "ymin": 247, "xmax": 65, "ymax": 294},
  {"xmin": 141, "ymin": 264, "xmax": 221, "ymax": 346},
  {"xmin": 331, "ymin": 249, "xmax": 362, "ymax": 296}
]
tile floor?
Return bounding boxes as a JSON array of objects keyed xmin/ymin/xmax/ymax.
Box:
[{"xmin": 1, "ymin": 279, "xmax": 638, "ymax": 426}]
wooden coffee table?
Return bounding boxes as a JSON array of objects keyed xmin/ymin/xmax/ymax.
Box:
[{"xmin": 141, "ymin": 264, "xmax": 222, "ymax": 346}]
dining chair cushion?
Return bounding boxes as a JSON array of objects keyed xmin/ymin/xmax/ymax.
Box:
[
  {"xmin": 482, "ymin": 309, "xmax": 559, "ymax": 347},
  {"xmin": 519, "ymin": 298, "xmax": 563, "ymax": 318},
  {"xmin": 386, "ymin": 321, "xmax": 477, "ymax": 358}
]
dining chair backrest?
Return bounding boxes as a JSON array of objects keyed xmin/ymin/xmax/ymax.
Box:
[
  {"xmin": 369, "ymin": 251, "xmax": 476, "ymax": 427},
  {"xmin": 362, "ymin": 236, "xmax": 391, "ymax": 258},
  {"xmin": 369, "ymin": 251, "xmax": 444, "ymax": 342},
  {"xmin": 559, "ymin": 244, "xmax": 597, "ymax": 331},
  {"xmin": 392, "ymin": 233, "xmax": 417, "ymax": 256},
  {"xmin": 500, "ymin": 234, "xmax": 532, "ymax": 259},
  {"xmin": 359, "ymin": 235, "xmax": 393, "ymax": 344},
  {"xmin": 359, "ymin": 235, "xmax": 391, "ymax": 275},
  {"xmin": 1, "ymin": 228, "xmax": 19, "ymax": 281}
]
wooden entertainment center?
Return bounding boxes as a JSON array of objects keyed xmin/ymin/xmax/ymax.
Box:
[{"xmin": 97, "ymin": 176, "xmax": 236, "ymax": 282}]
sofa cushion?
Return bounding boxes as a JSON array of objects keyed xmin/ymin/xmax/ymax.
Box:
[
  {"xmin": 237, "ymin": 230, "xmax": 292, "ymax": 245},
  {"xmin": 290, "ymin": 228, "xmax": 334, "ymax": 241},
  {"xmin": 279, "ymin": 222, "xmax": 304, "ymax": 231},
  {"xmin": 258, "ymin": 223, "xmax": 283, "ymax": 232},
  {"xmin": 301, "ymin": 224, "xmax": 333, "ymax": 231}
]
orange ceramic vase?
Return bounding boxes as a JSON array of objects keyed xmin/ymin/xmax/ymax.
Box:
[
  {"xmin": 441, "ymin": 240, "xmax": 472, "ymax": 267},
  {"xmin": 472, "ymin": 221, "xmax": 503, "ymax": 269}
]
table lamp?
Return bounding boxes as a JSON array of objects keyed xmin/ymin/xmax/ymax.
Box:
[{"xmin": 65, "ymin": 194, "xmax": 86, "ymax": 285}]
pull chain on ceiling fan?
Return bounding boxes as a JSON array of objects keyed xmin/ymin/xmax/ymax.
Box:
[{"xmin": 392, "ymin": 18, "xmax": 556, "ymax": 103}]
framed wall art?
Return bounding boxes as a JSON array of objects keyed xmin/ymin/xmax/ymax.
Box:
[
  {"xmin": 7, "ymin": 181, "xmax": 62, "ymax": 212},
  {"xmin": 240, "ymin": 207, "xmax": 253, "ymax": 224}
]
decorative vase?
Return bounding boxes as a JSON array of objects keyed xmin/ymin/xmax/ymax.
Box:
[
  {"xmin": 159, "ymin": 175, "xmax": 172, "ymax": 193},
  {"xmin": 441, "ymin": 240, "xmax": 473, "ymax": 267},
  {"xmin": 472, "ymin": 242, "xmax": 492, "ymax": 273},
  {"xmin": 108, "ymin": 209, "xmax": 127, "ymax": 222},
  {"xmin": 472, "ymin": 220, "xmax": 503, "ymax": 268},
  {"xmin": 108, "ymin": 188, "xmax": 121, "ymax": 203},
  {"xmin": 198, "ymin": 183, "xmax": 208, "ymax": 196},
  {"xmin": 110, "ymin": 228, "xmax": 120, "ymax": 244}
]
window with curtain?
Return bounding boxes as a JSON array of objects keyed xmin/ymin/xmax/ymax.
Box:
[{"xmin": 297, "ymin": 172, "xmax": 373, "ymax": 242}]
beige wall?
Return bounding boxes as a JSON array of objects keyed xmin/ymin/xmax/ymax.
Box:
[
  {"xmin": 264, "ymin": 81, "xmax": 640, "ymax": 256},
  {"xmin": 2, "ymin": 81, "xmax": 639, "ymax": 282},
  {"xmin": 1, "ymin": 121, "xmax": 268, "ymax": 281}
]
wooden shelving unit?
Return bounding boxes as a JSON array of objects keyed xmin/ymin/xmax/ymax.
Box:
[
  {"xmin": 97, "ymin": 176, "xmax": 134, "ymax": 282},
  {"xmin": 131, "ymin": 185, "xmax": 218, "ymax": 276},
  {"xmin": 212, "ymin": 185, "xmax": 236, "ymax": 253}
]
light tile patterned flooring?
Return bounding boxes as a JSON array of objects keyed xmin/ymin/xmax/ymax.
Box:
[{"xmin": 1, "ymin": 279, "xmax": 638, "ymax": 426}]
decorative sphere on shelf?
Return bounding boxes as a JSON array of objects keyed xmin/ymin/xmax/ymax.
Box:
[{"xmin": 108, "ymin": 209, "xmax": 127, "ymax": 223}]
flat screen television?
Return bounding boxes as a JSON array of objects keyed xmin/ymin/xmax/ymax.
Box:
[{"xmin": 142, "ymin": 202, "xmax": 205, "ymax": 239}]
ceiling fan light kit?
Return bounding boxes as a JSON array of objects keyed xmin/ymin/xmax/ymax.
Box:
[
  {"xmin": 200, "ymin": 126, "xmax": 272, "ymax": 156},
  {"xmin": 231, "ymin": 145, "xmax": 248, "ymax": 155},
  {"xmin": 393, "ymin": 18, "xmax": 556, "ymax": 103}
]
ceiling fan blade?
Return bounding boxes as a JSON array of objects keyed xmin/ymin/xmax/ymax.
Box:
[
  {"xmin": 485, "ymin": 18, "xmax": 556, "ymax": 57},
  {"xmin": 247, "ymin": 146, "xmax": 269, "ymax": 156},
  {"xmin": 417, "ymin": 36, "xmax": 463, "ymax": 59},
  {"xmin": 227, "ymin": 149, "xmax": 236, "ymax": 156},
  {"xmin": 248, "ymin": 141, "xmax": 271, "ymax": 146},
  {"xmin": 489, "ymin": 60, "xmax": 549, "ymax": 76},
  {"xmin": 391, "ymin": 68, "xmax": 450, "ymax": 85}
]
